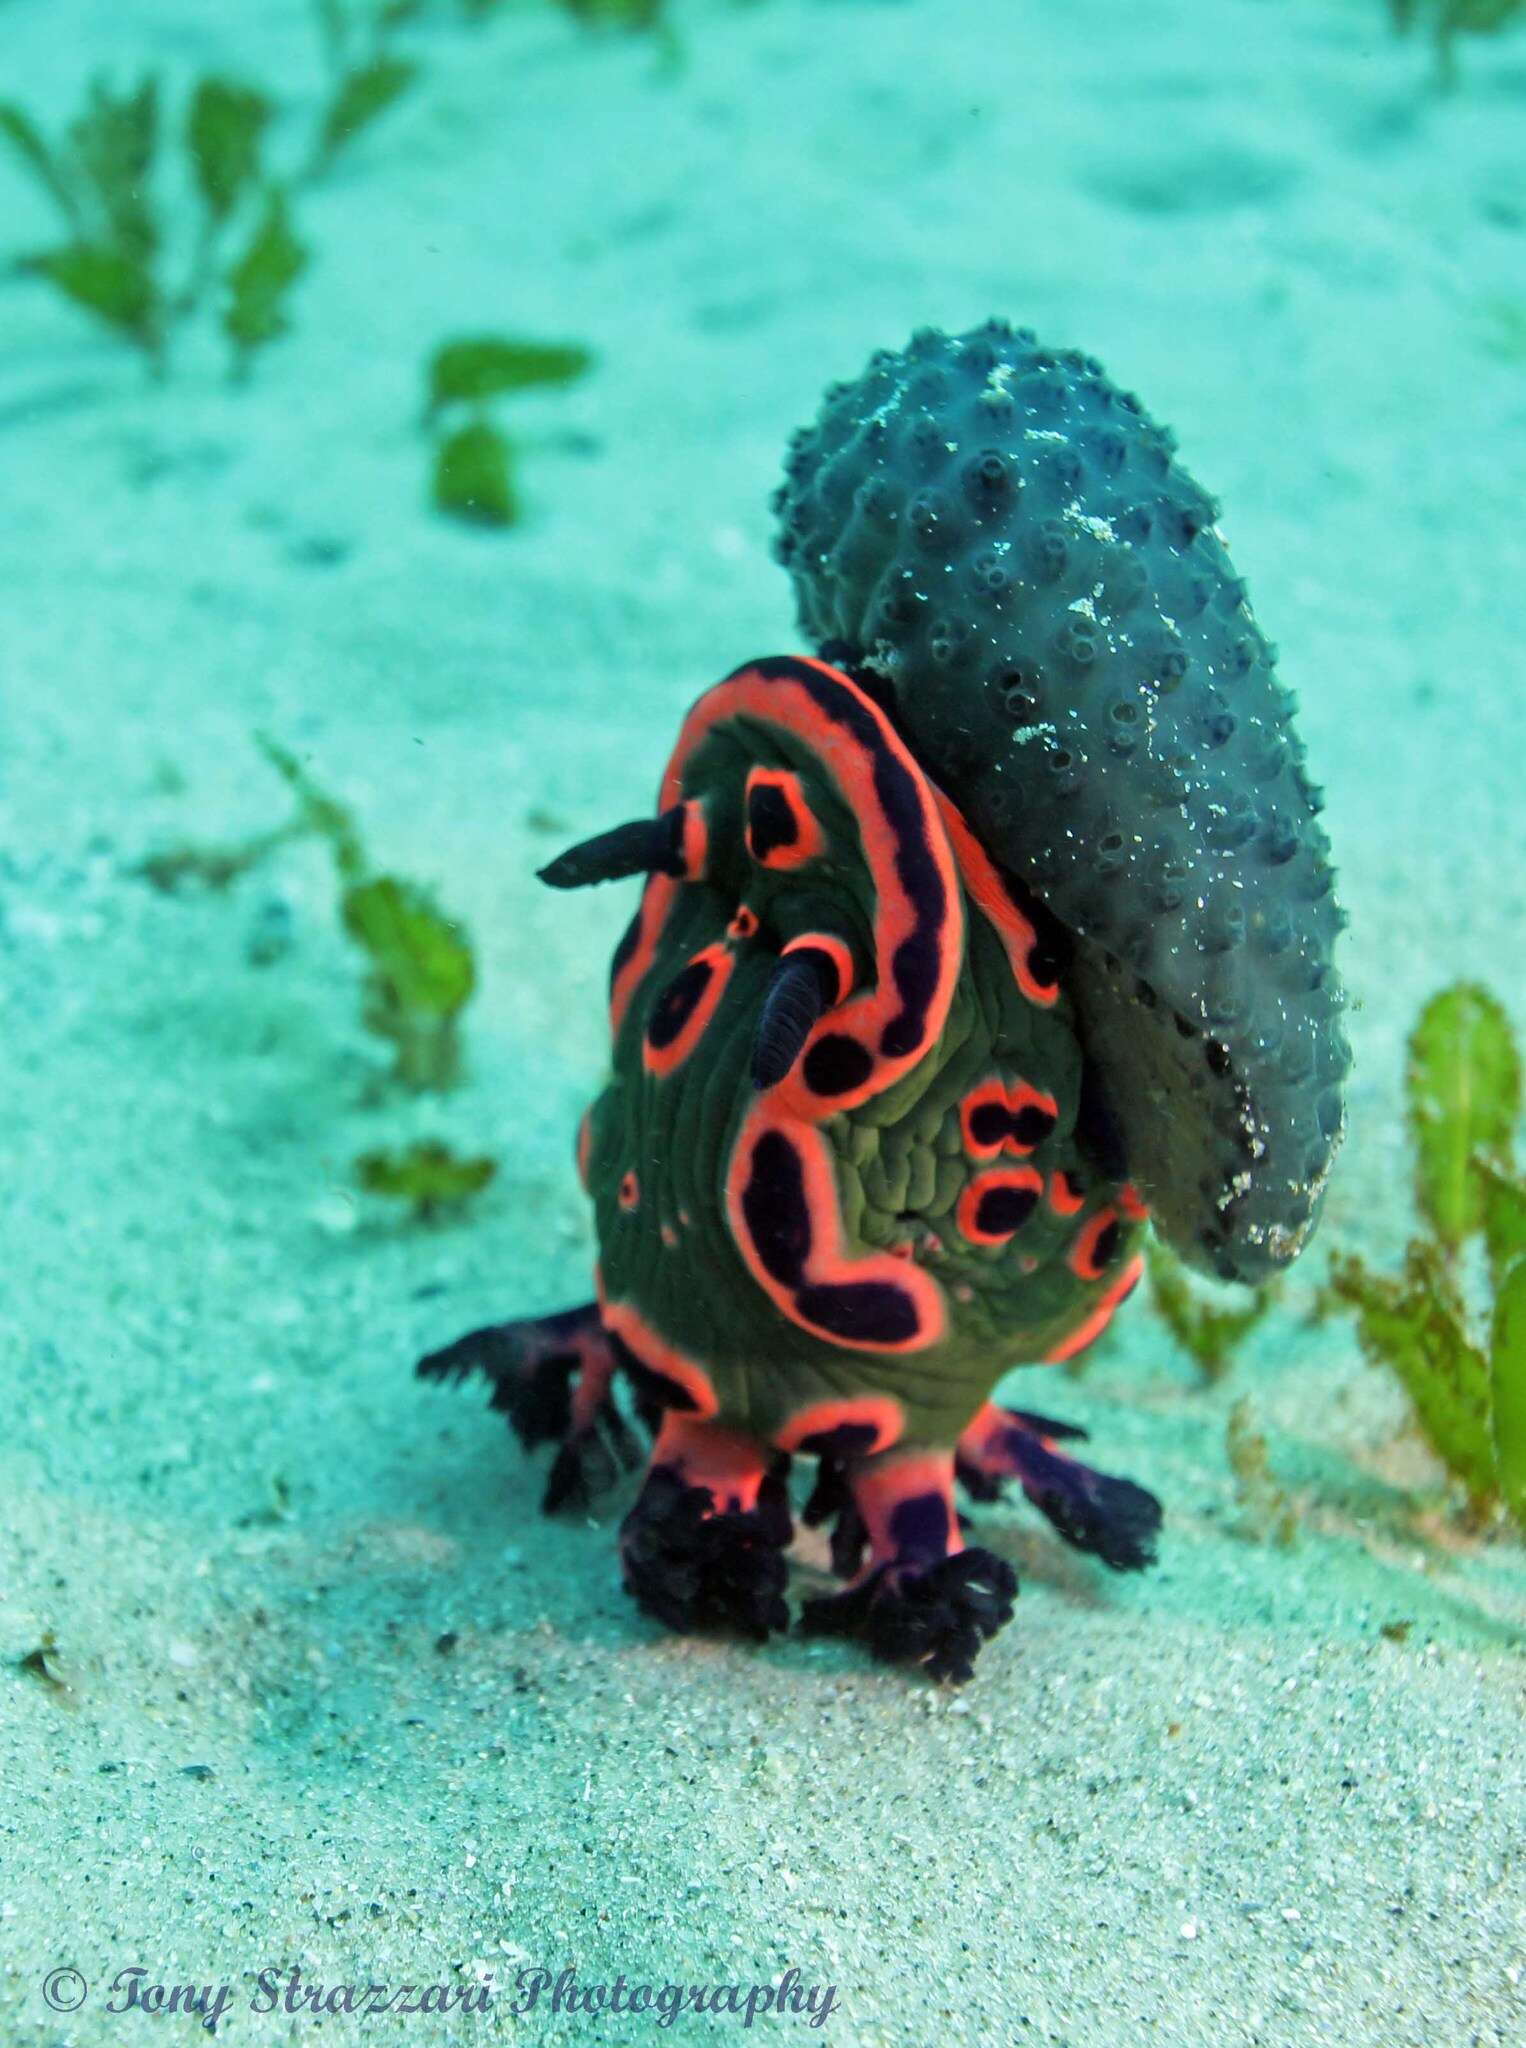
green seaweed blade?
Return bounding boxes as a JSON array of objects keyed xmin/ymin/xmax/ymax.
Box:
[
  {"xmin": 1144, "ymin": 1234, "xmax": 1272, "ymax": 1380},
  {"xmin": 434, "ymin": 419, "xmax": 516, "ymax": 526},
  {"xmin": 427, "ymin": 336, "xmax": 593, "ymax": 414},
  {"xmin": 342, "ymin": 876, "xmax": 475, "ymax": 1088},
  {"xmin": 1476, "ymin": 1155, "xmax": 1526, "ymax": 1296},
  {"xmin": 356, "ymin": 1141, "xmax": 496, "ymax": 1215},
  {"xmin": 26, "ymin": 242, "xmax": 159, "ymax": 346},
  {"xmin": 0, "ymin": 103, "xmax": 80, "ymax": 223},
  {"xmin": 1330, "ymin": 1244, "xmax": 1497, "ymax": 1503},
  {"xmin": 316, "ymin": 55, "xmax": 419, "ymax": 170},
  {"xmin": 69, "ymin": 75, "xmax": 159, "ymax": 264},
  {"xmin": 187, "ymin": 78, "xmax": 270, "ymax": 222},
  {"xmin": 224, "ymin": 186, "xmax": 307, "ymax": 367},
  {"xmin": 1406, "ymin": 984, "xmax": 1521, "ymax": 1251},
  {"xmin": 1491, "ymin": 1256, "xmax": 1526, "ymax": 1525},
  {"xmin": 343, "ymin": 877, "xmax": 475, "ymax": 1017}
]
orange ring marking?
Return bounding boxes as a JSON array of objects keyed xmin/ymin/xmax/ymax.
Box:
[
  {"xmin": 658, "ymin": 658, "xmax": 964, "ymax": 1121},
  {"xmin": 725, "ymin": 1094, "xmax": 947, "ymax": 1355},
  {"xmin": 774, "ymin": 1396, "xmax": 905, "ymax": 1456},
  {"xmin": 960, "ymin": 1077, "xmax": 1060, "ymax": 1160},
  {"xmin": 782, "ymin": 930, "xmax": 855, "ymax": 1005},
  {"xmin": 1044, "ymin": 1253, "xmax": 1146, "ymax": 1364},
  {"xmin": 595, "ymin": 1269, "xmax": 720, "ymax": 1419},
  {"xmin": 642, "ymin": 941, "xmax": 736, "ymax": 1078},
  {"xmin": 957, "ymin": 1165, "xmax": 1044, "ymax": 1246},
  {"xmin": 1069, "ymin": 1205, "xmax": 1124, "ymax": 1282},
  {"xmin": 933, "ymin": 789, "xmax": 1059, "ymax": 1008},
  {"xmin": 744, "ymin": 765, "xmax": 824, "ymax": 870}
]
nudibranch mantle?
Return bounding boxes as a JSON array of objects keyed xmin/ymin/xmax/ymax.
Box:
[
  {"xmin": 593, "ymin": 655, "xmax": 1127, "ymax": 1409},
  {"xmin": 424, "ymin": 655, "xmax": 1161, "ymax": 1683}
]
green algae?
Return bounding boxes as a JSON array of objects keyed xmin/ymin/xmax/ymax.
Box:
[
  {"xmin": 314, "ymin": 56, "xmax": 419, "ymax": 170},
  {"xmin": 134, "ymin": 831, "xmax": 298, "ymax": 894},
  {"xmin": 556, "ymin": 0, "xmax": 669, "ymax": 27},
  {"xmin": 0, "ymin": 5, "xmax": 420, "ymax": 380},
  {"xmin": 1406, "ymin": 982, "xmax": 1520, "ymax": 1251},
  {"xmin": 341, "ymin": 876, "xmax": 476, "ymax": 1092},
  {"xmin": 1144, "ymin": 1234, "xmax": 1277, "ymax": 1383},
  {"xmin": 427, "ymin": 336, "xmax": 593, "ymax": 414},
  {"xmin": 136, "ymin": 740, "xmax": 481, "ymax": 1097},
  {"xmin": 257, "ymin": 740, "xmax": 476, "ymax": 1092},
  {"xmin": 433, "ymin": 417, "xmax": 518, "ymax": 526},
  {"xmin": 186, "ymin": 78, "xmax": 271, "ymax": 224},
  {"xmin": 224, "ymin": 187, "xmax": 309, "ymax": 374},
  {"xmin": 310, "ymin": 0, "xmax": 423, "ymax": 172},
  {"xmin": 1330, "ymin": 1241, "xmax": 1499, "ymax": 1505},
  {"xmin": 425, "ymin": 334, "xmax": 593, "ymax": 527},
  {"xmin": 355, "ymin": 1140, "xmax": 497, "ymax": 1218},
  {"xmin": 1, "ymin": 72, "xmax": 305, "ymax": 377},
  {"xmin": 1329, "ymin": 981, "xmax": 1526, "ymax": 1527}
]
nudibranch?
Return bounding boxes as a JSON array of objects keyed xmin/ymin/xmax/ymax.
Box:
[{"xmin": 418, "ymin": 324, "xmax": 1347, "ymax": 1684}]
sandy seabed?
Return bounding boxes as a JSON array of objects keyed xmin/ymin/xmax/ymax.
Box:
[{"xmin": 2, "ymin": 0, "xmax": 1525, "ymax": 2042}]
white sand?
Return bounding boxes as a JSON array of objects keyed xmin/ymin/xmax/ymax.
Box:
[{"xmin": 2, "ymin": 0, "xmax": 1525, "ymax": 2041}]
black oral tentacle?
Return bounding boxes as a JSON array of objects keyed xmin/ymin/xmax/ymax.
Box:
[
  {"xmin": 750, "ymin": 946, "xmax": 841, "ymax": 1090},
  {"xmin": 538, "ymin": 807, "xmax": 684, "ymax": 889}
]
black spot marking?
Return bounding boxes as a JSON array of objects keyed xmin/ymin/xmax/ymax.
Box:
[
  {"xmin": 795, "ymin": 1280, "xmax": 921, "ymax": 1346},
  {"xmin": 968, "ymin": 1102, "xmax": 1010, "ymax": 1148},
  {"xmin": 746, "ymin": 781, "xmax": 800, "ymax": 862},
  {"xmin": 795, "ymin": 1422, "xmax": 884, "ymax": 1459},
  {"xmin": 888, "ymin": 1490, "xmax": 952, "ymax": 1559},
  {"xmin": 976, "ymin": 1183, "xmax": 1039, "ymax": 1238},
  {"xmin": 646, "ymin": 956, "xmax": 715, "ymax": 1052},
  {"xmin": 970, "ymin": 1094, "xmax": 1059, "ymax": 1153},
  {"xmin": 739, "ymin": 1126, "xmax": 922, "ymax": 1346},
  {"xmin": 803, "ymin": 1033, "xmax": 876, "ymax": 1098},
  {"xmin": 740, "ymin": 1129, "xmax": 811, "ymax": 1284},
  {"xmin": 880, "ymin": 925, "xmax": 947, "ymax": 1059},
  {"xmin": 1012, "ymin": 1102, "xmax": 1058, "ymax": 1146},
  {"xmin": 1091, "ymin": 1218, "xmax": 1122, "ymax": 1269}
]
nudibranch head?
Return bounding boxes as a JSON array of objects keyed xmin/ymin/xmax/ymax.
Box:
[
  {"xmin": 545, "ymin": 655, "xmax": 969, "ymax": 1124},
  {"xmin": 772, "ymin": 320, "xmax": 1350, "ymax": 1282}
]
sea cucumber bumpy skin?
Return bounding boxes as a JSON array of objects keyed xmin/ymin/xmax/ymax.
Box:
[{"xmin": 773, "ymin": 321, "xmax": 1349, "ymax": 1283}]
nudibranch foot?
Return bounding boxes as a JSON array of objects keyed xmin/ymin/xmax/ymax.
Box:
[
  {"xmin": 797, "ymin": 1448, "xmax": 1017, "ymax": 1684},
  {"xmin": 800, "ymin": 1551, "xmax": 1018, "ymax": 1687},
  {"xmin": 416, "ymin": 1303, "xmax": 641, "ymax": 1513},
  {"xmin": 956, "ymin": 1403, "xmax": 1161, "ymax": 1573},
  {"xmin": 619, "ymin": 1414, "xmax": 793, "ymax": 1642}
]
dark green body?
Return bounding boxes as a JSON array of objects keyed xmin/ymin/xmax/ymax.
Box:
[{"xmin": 589, "ymin": 855, "xmax": 1141, "ymax": 1450}]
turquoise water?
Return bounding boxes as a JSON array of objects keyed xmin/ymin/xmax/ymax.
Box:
[{"xmin": 3, "ymin": 2, "xmax": 1525, "ymax": 2043}]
